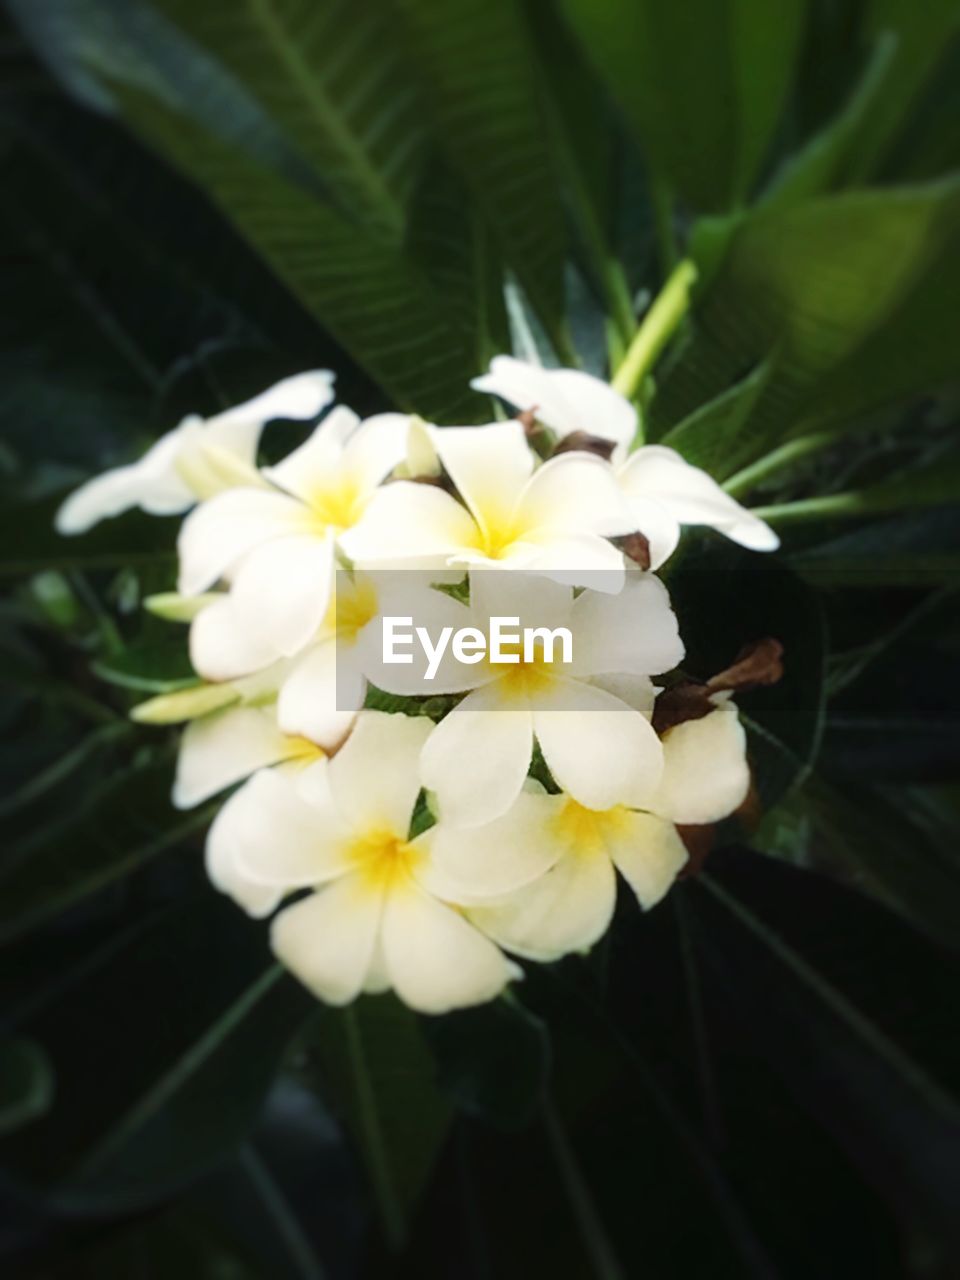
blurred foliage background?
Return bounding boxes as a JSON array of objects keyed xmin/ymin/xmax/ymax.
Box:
[{"xmin": 1, "ymin": 0, "xmax": 959, "ymax": 1276}]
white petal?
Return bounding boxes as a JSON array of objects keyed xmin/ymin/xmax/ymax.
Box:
[
  {"xmin": 587, "ymin": 673, "xmax": 657, "ymax": 718},
  {"xmin": 617, "ymin": 446, "xmax": 779, "ymax": 552},
  {"xmin": 419, "ymin": 686, "xmax": 534, "ymax": 828},
  {"xmin": 472, "ymin": 357, "xmax": 636, "ymax": 449},
  {"xmin": 204, "ymin": 370, "xmax": 335, "ymax": 459},
  {"xmin": 233, "ymin": 766, "xmax": 355, "ymax": 887},
  {"xmin": 381, "ymin": 878, "xmax": 519, "ymax": 1013},
  {"xmin": 569, "ymin": 573, "xmax": 684, "ymax": 677},
  {"xmin": 468, "ymin": 568, "xmax": 574, "ymax": 636},
  {"xmin": 518, "ymin": 531, "xmax": 628, "ymax": 590},
  {"xmin": 328, "ymin": 711, "xmax": 433, "ymax": 836},
  {"xmin": 262, "ymin": 406, "xmax": 360, "ymax": 503},
  {"xmin": 431, "ymin": 421, "xmax": 534, "ymax": 533},
  {"xmin": 277, "ymin": 639, "xmax": 360, "ymax": 748},
  {"xmin": 189, "ymin": 595, "xmax": 283, "ymax": 682},
  {"xmin": 614, "ymin": 492, "xmax": 681, "ymax": 570},
  {"xmin": 204, "ymin": 779, "xmax": 284, "ymax": 918},
  {"xmin": 172, "ymin": 706, "xmax": 296, "ymax": 809},
  {"xmin": 603, "ymin": 810, "xmax": 688, "ymax": 909},
  {"xmin": 517, "ymin": 452, "xmax": 635, "ymax": 537},
  {"xmin": 271, "ymin": 875, "xmax": 385, "ymax": 1006},
  {"xmin": 339, "ymin": 482, "xmax": 479, "ymax": 568},
  {"xmin": 469, "ymin": 847, "xmax": 616, "ymax": 962},
  {"xmin": 418, "ymin": 789, "xmax": 564, "ymax": 901},
  {"xmin": 363, "ymin": 583, "xmax": 482, "ymax": 696},
  {"xmin": 341, "ymin": 413, "xmax": 411, "ymax": 490},
  {"xmin": 648, "ymin": 701, "xmax": 750, "ymax": 825},
  {"xmin": 55, "ymin": 427, "xmax": 192, "ymax": 533},
  {"xmin": 226, "ymin": 533, "xmax": 335, "ymax": 659},
  {"xmin": 177, "ymin": 489, "xmax": 305, "ymax": 596},
  {"xmin": 532, "ymin": 678, "xmax": 664, "ymax": 810}
]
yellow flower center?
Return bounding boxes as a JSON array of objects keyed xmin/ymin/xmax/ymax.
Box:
[
  {"xmin": 334, "ymin": 576, "xmax": 379, "ymax": 641},
  {"xmin": 551, "ymin": 798, "xmax": 632, "ymax": 857},
  {"xmin": 306, "ymin": 477, "xmax": 367, "ymax": 533},
  {"xmin": 486, "ymin": 639, "xmax": 556, "ymax": 699},
  {"xmin": 464, "ymin": 505, "xmax": 525, "ymax": 560},
  {"xmin": 347, "ymin": 828, "xmax": 423, "ymax": 890},
  {"xmin": 282, "ymin": 737, "xmax": 326, "ymax": 766}
]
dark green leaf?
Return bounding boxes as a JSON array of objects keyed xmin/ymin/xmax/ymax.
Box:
[
  {"xmin": 0, "ymin": 1037, "xmax": 54, "ymax": 1137},
  {"xmin": 561, "ymin": 0, "xmax": 806, "ymax": 211}
]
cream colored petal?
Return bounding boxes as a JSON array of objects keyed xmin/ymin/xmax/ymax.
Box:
[
  {"xmin": 469, "ymin": 846, "xmax": 616, "ymax": 962},
  {"xmin": 532, "ymin": 678, "xmax": 664, "ymax": 810},
  {"xmin": 233, "ymin": 766, "xmax": 355, "ymax": 887},
  {"xmin": 271, "ymin": 874, "xmax": 386, "ymax": 1006},
  {"xmin": 339, "ymin": 482, "xmax": 479, "ymax": 568},
  {"xmin": 262, "ymin": 406, "xmax": 360, "ymax": 503},
  {"xmin": 568, "ymin": 572, "xmax": 684, "ymax": 677},
  {"xmin": 517, "ymin": 452, "xmax": 635, "ymax": 538},
  {"xmin": 587, "ymin": 674, "xmax": 657, "ymax": 718},
  {"xmin": 203, "ymin": 369, "xmax": 335, "ymax": 463},
  {"xmin": 519, "ymin": 531, "xmax": 627, "ymax": 590},
  {"xmin": 177, "ymin": 488, "xmax": 304, "ymax": 596},
  {"xmin": 617, "ymin": 446, "xmax": 779, "ymax": 552},
  {"xmin": 431, "ymin": 421, "xmax": 534, "ymax": 533},
  {"xmin": 189, "ymin": 595, "xmax": 283, "ymax": 682},
  {"xmin": 172, "ymin": 705, "xmax": 294, "ymax": 809},
  {"xmin": 277, "ymin": 639, "xmax": 361, "ymax": 749},
  {"xmin": 381, "ymin": 878, "xmax": 519, "ymax": 1013},
  {"xmin": 416, "ymin": 789, "xmax": 564, "ymax": 902},
  {"xmin": 328, "ymin": 710, "xmax": 433, "ymax": 837},
  {"xmin": 603, "ymin": 810, "xmax": 688, "ymax": 909},
  {"xmin": 55, "ymin": 427, "xmax": 192, "ymax": 533},
  {"xmin": 471, "ymin": 357, "xmax": 637, "ymax": 449},
  {"xmin": 613, "ymin": 490, "xmax": 682, "ymax": 570},
  {"xmin": 226, "ymin": 532, "xmax": 335, "ymax": 660},
  {"xmin": 648, "ymin": 700, "xmax": 751, "ymax": 825},
  {"xmin": 204, "ymin": 780, "xmax": 284, "ymax": 918},
  {"xmin": 341, "ymin": 413, "xmax": 411, "ymax": 490},
  {"xmin": 419, "ymin": 686, "xmax": 534, "ymax": 828}
]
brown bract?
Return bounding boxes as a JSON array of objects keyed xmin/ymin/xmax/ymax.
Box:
[
  {"xmin": 550, "ymin": 430, "xmax": 617, "ymax": 461},
  {"xmin": 652, "ymin": 637, "xmax": 784, "ymax": 735}
]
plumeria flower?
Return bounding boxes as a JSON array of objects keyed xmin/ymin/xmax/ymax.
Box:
[
  {"xmin": 55, "ymin": 371, "xmax": 335, "ymax": 534},
  {"xmin": 372, "ymin": 570, "xmax": 683, "ymax": 828},
  {"xmin": 340, "ymin": 419, "xmax": 637, "ymax": 587},
  {"xmin": 473, "ymin": 356, "xmax": 778, "ymax": 568},
  {"xmin": 177, "ymin": 407, "xmax": 410, "ymax": 671},
  {"xmin": 429, "ymin": 699, "xmax": 749, "ymax": 961},
  {"xmin": 229, "ymin": 711, "xmax": 521, "ymax": 1013}
]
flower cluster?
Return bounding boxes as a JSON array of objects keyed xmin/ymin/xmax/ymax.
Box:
[{"xmin": 58, "ymin": 359, "xmax": 779, "ymax": 1014}]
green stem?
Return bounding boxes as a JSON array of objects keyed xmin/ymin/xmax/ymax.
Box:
[
  {"xmin": 343, "ymin": 1006, "xmax": 405, "ymax": 1252},
  {"xmin": 722, "ymin": 432, "xmax": 836, "ymax": 499},
  {"xmin": 611, "ymin": 259, "xmax": 697, "ymax": 401},
  {"xmin": 751, "ymin": 491, "xmax": 872, "ymax": 525},
  {"xmin": 651, "ymin": 179, "xmax": 678, "ymax": 273},
  {"xmin": 541, "ymin": 1098, "xmax": 624, "ymax": 1280}
]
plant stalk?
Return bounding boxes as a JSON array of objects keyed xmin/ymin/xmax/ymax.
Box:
[
  {"xmin": 611, "ymin": 259, "xmax": 697, "ymax": 402},
  {"xmin": 722, "ymin": 432, "xmax": 836, "ymax": 499}
]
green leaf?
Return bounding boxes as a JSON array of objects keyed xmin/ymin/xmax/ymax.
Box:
[
  {"xmin": 755, "ymin": 775, "xmax": 960, "ymax": 951},
  {"xmin": 395, "ymin": 0, "xmax": 571, "ymax": 357},
  {"xmin": 152, "ymin": 0, "xmax": 428, "ymax": 237},
  {"xmin": 111, "ymin": 83, "xmax": 486, "ymax": 421},
  {"xmin": 659, "ymin": 360, "xmax": 770, "ymax": 476},
  {"xmin": 560, "ymin": 0, "xmax": 806, "ymax": 211},
  {"xmin": 310, "ymin": 995, "xmax": 450, "ymax": 1248},
  {"xmin": 653, "ymin": 178, "xmax": 960, "ymax": 473},
  {"xmin": 0, "ymin": 493, "xmax": 175, "ymax": 576},
  {"xmin": 424, "ymin": 994, "xmax": 550, "ymax": 1128},
  {"xmin": 0, "ymin": 896, "xmax": 315, "ymax": 1210},
  {"xmin": 0, "ymin": 1037, "xmax": 54, "ymax": 1137},
  {"xmin": 0, "ymin": 753, "xmax": 209, "ymax": 941},
  {"xmin": 791, "ymin": 508, "xmax": 960, "ymax": 588}
]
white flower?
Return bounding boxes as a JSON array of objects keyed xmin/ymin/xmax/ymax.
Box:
[
  {"xmin": 177, "ymin": 408, "xmax": 409, "ymax": 672},
  {"xmin": 171, "ymin": 688, "xmax": 323, "ymax": 811},
  {"xmin": 55, "ymin": 371, "xmax": 335, "ymax": 534},
  {"xmin": 429, "ymin": 700, "xmax": 749, "ymax": 961},
  {"xmin": 392, "ymin": 571, "xmax": 684, "ymax": 828},
  {"xmin": 473, "ymin": 357, "xmax": 779, "ymax": 567},
  {"xmin": 230, "ymin": 711, "xmax": 521, "ymax": 1013},
  {"xmin": 340, "ymin": 419, "xmax": 637, "ymax": 587}
]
